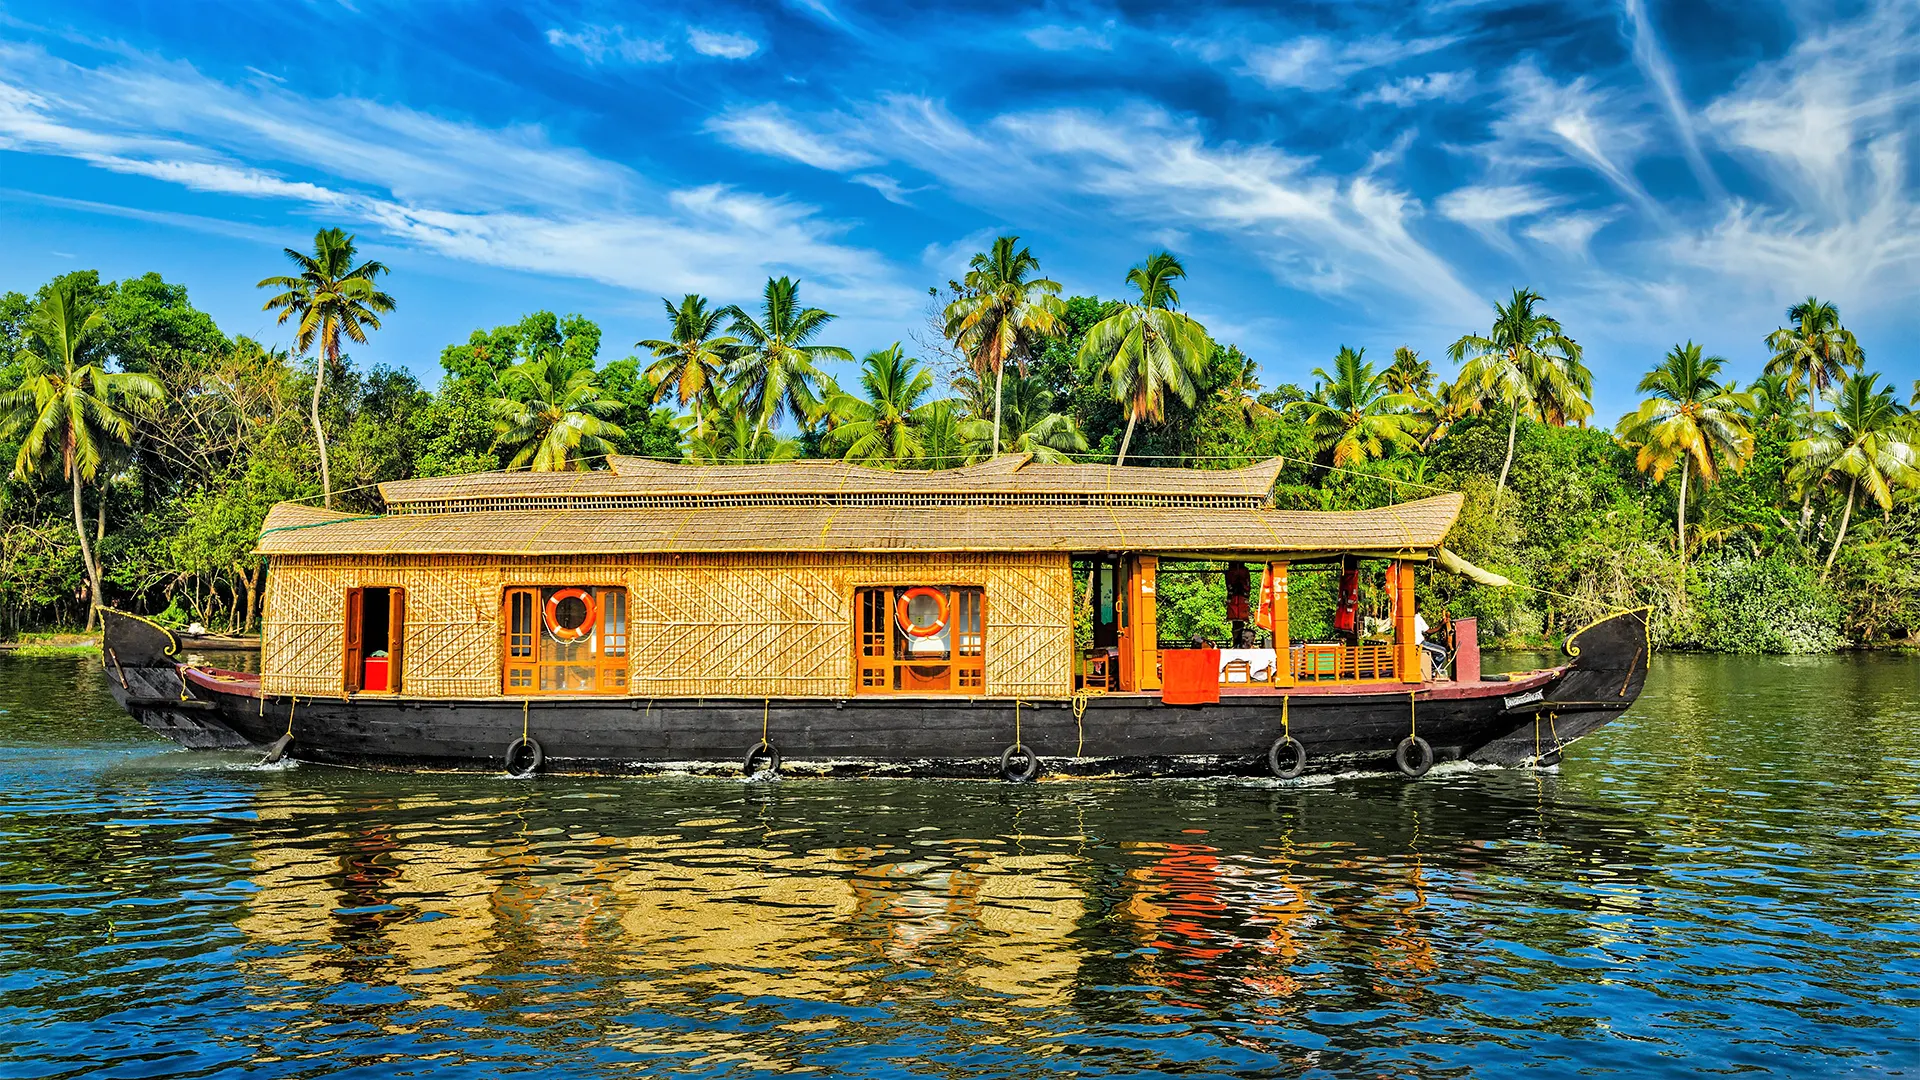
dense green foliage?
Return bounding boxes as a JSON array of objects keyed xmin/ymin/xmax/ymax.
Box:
[{"xmin": 2, "ymin": 239, "xmax": 1914, "ymax": 651}]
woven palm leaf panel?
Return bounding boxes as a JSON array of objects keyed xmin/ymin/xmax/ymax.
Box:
[
  {"xmin": 260, "ymin": 552, "xmax": 1073, "ymax": 700},
  {"xmin": 625, "ymin": 552, "xmax": 1072, "ymax": 699}
]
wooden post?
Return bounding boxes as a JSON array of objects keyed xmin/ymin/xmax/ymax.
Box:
[
  {"xmin": 1394, "ymin": 560, "xmax": 1419, "ymax": 683},
  {"xmin": 1269, "ymin": 562, "xmax": 1293, "ymax": 687}
]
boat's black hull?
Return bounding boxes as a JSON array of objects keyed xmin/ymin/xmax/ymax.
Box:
[{"xmin": 101, "ymin": 608, "xmax": 1649, "ymax": 779}]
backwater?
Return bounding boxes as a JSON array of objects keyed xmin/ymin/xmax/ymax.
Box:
[{"xmin": 0, "ymin": 650, "xmax": 1915, "ymax": 1078}]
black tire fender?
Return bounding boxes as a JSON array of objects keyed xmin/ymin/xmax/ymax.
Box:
[
  {"xmin": 505, "ymin": 735, "xmax": 544, "ymax": 777},
  {"xmin": 1000, "ymin": 744, "xmax": 1039, "ymax": 783},
  {"xmin": 744, "ymin": 739, "xmax": 781, "ymax": 777},
  {"xmin": 1267, "ymin": 735, "xmax": 1307, "ymax": 780},
  {"xmin": 1394, "ymin": 735, "xmax": 1433, "ymax": 779}
]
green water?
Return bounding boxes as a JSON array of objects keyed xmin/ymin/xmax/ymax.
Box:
[{"xmin": 0, "ymin": 652, "xmax": 1915, "ymax": 1077}]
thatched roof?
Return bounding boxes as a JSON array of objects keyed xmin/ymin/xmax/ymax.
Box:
[
  {"xmin": 257, "ymin": 491, "xmax": 1464, "ymax": 560},
  {"xmin": 377, "ymin": 454, "xmax": 1290, "ymax": 512}
]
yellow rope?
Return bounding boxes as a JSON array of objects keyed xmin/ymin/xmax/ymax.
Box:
[
  {"xmin": 1015, "ymin": 698, "xmax": 1022, "ymax": 749},
  {"xmin": 762, "ymin": 698, "xmax": 770, "ymax": 744},
  {"xmin": 1549, "ymin": 711, "xmax": 1563, "ymax": 756},
  {"xmin": 1408, "ymin": 690, "xmax": 1417, "ymax": 740},
  {"xmin": 522, "ymin": 697, "xmax": 530, "ymax": 741},
  {"xmin": 1282, "ymin": 694, "xmax": 1290, "ymax": 739},
  {"xmin": 1072, "ymin": 693, "xmax": 1089, "ymax": 757},
  {"xmin": 284, "ymin": 697, "xmax": 295, "ymax": 739}
]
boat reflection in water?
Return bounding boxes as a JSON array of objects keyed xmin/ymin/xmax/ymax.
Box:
[{"xmin": 216, "ymin": 776, "xmax": 1649, "ymax": 1072}]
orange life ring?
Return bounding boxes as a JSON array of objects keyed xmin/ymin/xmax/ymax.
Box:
[
  {"xmin": 896, "ymin": 587, "xmax": 949, "ymax": 638},
  {"xmin": 545, "ymin": 588, "xmax": 599, "ymax": 642}
]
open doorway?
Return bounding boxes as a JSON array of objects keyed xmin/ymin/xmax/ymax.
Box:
[{"xmin": 345, "ymin": 586, "xmax": 405, "ymax": 693}]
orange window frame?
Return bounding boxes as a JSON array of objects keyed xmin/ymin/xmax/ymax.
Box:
[
  {"xmin": 500, "ymin": 585, "xmax": 629, "ymax": 695},
  {"xmin": 852, "ymin": 585, "xmax": 986, "ymax": 695}
]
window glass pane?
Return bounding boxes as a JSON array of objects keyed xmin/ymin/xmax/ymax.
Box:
[{"xmin": 601, "ymin": 589, "xmax": 627, "ymax": 657}]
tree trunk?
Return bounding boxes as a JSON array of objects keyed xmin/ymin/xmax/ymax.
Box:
[
  {"xmin": 1676, "ymin": 456, "xmax": 1691, "ymax": 560},
  {"xmin": 1115, "ymin": 409, "xmax": 1140, "ymax": 466},
  {"xmin": 70, "ymin": 465, "xmax": 102, "ymax": 631},
  {"xmin": 243, "ymin": 563, "xmax": 262, "ymax": 633},
  {"xmin": 96, "ymin": 484, "xmax": 107, "ymax": 545},
  {"xmin": 1822, "ymin": 477, "xmax": 1857, "ymax": 580},
  {"xmin": 312, "ymin": 347, "xmax": 333, "ymax": 508},
  {"xmin": 1495, "ymin": 408, "xmax": 1518, "ymax": 511},
  {"xmin": 991, "ymin": 358, "xmax": 1005, "ymax": 458}
]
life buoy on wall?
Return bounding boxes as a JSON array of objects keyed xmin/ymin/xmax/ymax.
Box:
[
  {"xmin": 545, "ymin": 588, "xmax": 599, "ymax": 642},
  {"xmin": 896, "ymin": 587, "xmax": 950, "ymax": 638}
]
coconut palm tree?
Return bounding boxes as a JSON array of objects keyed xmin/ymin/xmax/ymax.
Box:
[
  {"xmin": 1447, "ymin": 288, "xmax": 1591, "ymax": 505},
  {"xmin": 258, "ymin": 228, "xmax": 395, "ymax": 508},
  {"xmin": 490, "ymin": 357, "xmax": 626, "ymax": 471},
  {"xmin": 683, "ymin": 381, "xmax": 802, "ymax": 464},
  {"xmin": 821, "ymin": 344, "xmax": 940, "ymax": 466},
  {"xmin": 638, "ymin": 294, "xmax": 738, "ymax": 435},
  {"xmin": 1, "ymin": 280, "xmax": 162, "ymax": 625},
  {"xmin": 1615, "ymin": 343, "xmax": 1755, "ymax": 560},
  {"xmin": 1383, "ymin": 346, "xmax": 1434, "ymax": 396},
  {"xmin": 723, "ymin": 277, "xmax": 852, "ymax": 438},
  {"xmin": 1765, "ymin": 297, "xmax": 1862, "ymax": 402},
  {"xmin": 959, "ymin": 370, "xmax": 1088, "ymax": 464},
  {"xmin": 1287, "ymin": 346, "xmax": 1426, "ymax": 466},
  {"xmin": 1215, "ymin": 346, "xmax": 1277, "ymax": 426},
  {"xmin": 1076, "ymin": 251, "xmax": 1215, "ymax": 465},
  {"xmin": 1791, "ymin": 372, "xmax": 1917, "ymax": 578},
  {"xmin": 942, "ymin": 236, "xmax": 1064, "ymax": 458}
]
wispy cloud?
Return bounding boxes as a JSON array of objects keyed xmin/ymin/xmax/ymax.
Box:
[
  {"xmin": 1619, "ymin": 0, "xmax": 1721, "ymax": 199},
  {"xmin": 1357, "ymin": 70, "xmax": 1469, "ymax": 107},
  {"xmin": 1522, "ymin": 210, "xmax": 1617, "ymax": 259},
  {"xmin": 705, "ymin": 103, "xmax": 881, "ymax": 170},
  {"xmin": 1025, "ymin": 23, "xmax": 1114, "ymax": 51},
  {"xmin": 1436, "ymin": 183, "xmax": 1565, "ymax": 249},
  {"xmin": 0, "ymin": 43, "xmax": 916, "ymax": 315},
  {"xmin": 545, "ymin": 24, "xmax": 671, "ymax": 65},
  {"xmin": 687, "ymin": 27, "xmax": 760, "ymax": 59},
  {"xmin": 1187, "ymin": 33, "xmax": 1456, "ymax": 92},
  {"xmin": 1493, "ymin": 60, "xmax": 1658, "ymax": 215}
]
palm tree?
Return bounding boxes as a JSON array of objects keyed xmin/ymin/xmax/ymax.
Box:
[
  {"xmin": 959, "ymin": 370, "xmax": 1088, "ymax": 464},
  {"xmin": 1765, "ymin": 297, "xmax": 1862, "ymax": 402},
  {"xmin": 490, "ymin": 358, "xmax": 626, "ymax": 471},
  {"xmin": 916, "ymin": 400, "xmax": 968, "ymax": 470},
  {"xmin": 1383, "ymin": 346, "xmax": 1434, "ymax": 396},
  {"xmin": 1215, "ymin": 346, "xmax": 1276, "ymax": 426},
  {"xmin": 942, "ymin": 236, "xmax": 1064, "ymax": 458},
  {"xmin": 822, "ymin": 344, "xmax": 940, "ymax": 466},
  {"xmin": 258, "ymin": 228, "xmax": 395, "ymax": 508},
  {"xmin": 1286, "ymin": 346, "xmax": 1426, "ymax": 466},
  {"xmin": 683, "ymin": 381, "xmax": 802, "ymax": 464},
  {"xmin": 1791, "ymin": 372, "xmax": 1917, "ymax": 578},
  {"xmin": 1615, "ymin": 343, "xmax": 1755, "ymax": 559},
  {"xmin": 1, "ymin": 280, "xmax": 162, "ymax": 625},
  {"xmin": 723, "ymin": 277, "xmax": 852, "ymax": 437},
  {"xmin": 1076, "ymin": 251, "xmax": 1215, "ymax": 465},
  {"xmin": 638, "ymin": 294, "xmax": 738, "ymax": 435},
  {"xmin": 1447, "ymin": 288, "xmax": 1591, "ymax": 505}
]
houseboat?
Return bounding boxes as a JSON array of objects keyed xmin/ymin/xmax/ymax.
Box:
[{"xmin": 101, "ymin": 455, "xmax": 1649, "ymax": 780}]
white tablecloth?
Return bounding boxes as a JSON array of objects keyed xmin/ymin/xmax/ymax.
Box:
[{"xmin": 1218, "ymin": 648, "xmax": 1278, "ymax": 682}]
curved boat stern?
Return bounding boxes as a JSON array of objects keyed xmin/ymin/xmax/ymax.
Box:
[
  {"xmin": 100, "ymin": 609, "xmax": 256, "ymax": 751},
  {"xmin": 1468, "ymin": 607, "xmax": 1652, "ymax": 766}
]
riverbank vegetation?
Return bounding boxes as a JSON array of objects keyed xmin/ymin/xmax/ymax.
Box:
[{"xmin": 2, "ymin": 231, "xmax": 1914, "ymax": 650}]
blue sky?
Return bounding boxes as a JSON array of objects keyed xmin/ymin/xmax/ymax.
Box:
[{"xmin": 0, "ymin": 0, "xmax": 1914, "ymax": 420}]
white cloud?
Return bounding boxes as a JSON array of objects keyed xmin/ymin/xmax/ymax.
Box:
[
  {"xmin": 545, "ymin": 24, "xmax": 671, "ymax": 65},
  {"xmin": 1437, "ymin": 183, "xmax": 1565, "ymax": 249},
  {"xmin": 849, "ymin": 173, "xmax": 914, "ymax": 204},
  {"xmin": 1620, "ymin": 0, "xmax": 1721, "ymax": 199},
  {"xmin": 687, "ymin": 28, "xmax": 761, "ymax": 60},
  {"xmin": 1357, "ymin": 70, "xmax": 1469, "ymax": 107},
  {"xmin": 1493, "ymin": 61, "xmax": 1657, "ymax": 214},
  {"xmin": 704, "ymin": 103, "xmax": 882, "ymax": 171},
  {"xmin": 1523, "ymin": 210, "xmax": 1618, "ymax": 259},
  {"xmin": 1025, "ymin": 23, "xmax": 1113, "ymax": 51},
  {"xmin": 712, "ymin": 94, "xmax": 1481, "ymax": 315},
  {"xmin": 0, "ymin": 43, "xmax": 917, "ymax": 318},
  {"xmin": 1191, "ymin": 33, "xmax": 1456, "ymax": 92}
]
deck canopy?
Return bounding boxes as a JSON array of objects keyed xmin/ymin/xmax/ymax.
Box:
[{"xmin": 259, "ymin": 456, "xmax": 1463, "ymax": 560}]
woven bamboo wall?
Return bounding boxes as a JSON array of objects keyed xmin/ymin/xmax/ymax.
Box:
[{"xmin": 260, "ymin": 552, "xmax": 1072, "ymax": 699}]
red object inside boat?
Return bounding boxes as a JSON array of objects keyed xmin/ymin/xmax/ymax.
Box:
[
  {"xmin": 1159, "ymin": 648, "xmax": 1221, "ymax": 705},
  {"xmin": 362, "ymin": 657, "xmax": 389, "ymax": 692}
]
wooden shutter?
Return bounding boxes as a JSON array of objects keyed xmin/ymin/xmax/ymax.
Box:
[
  {"xmin": 388, "ymin": 588, "xmax": 406, "ymax": 693},
  {"xmin": 343, "ymin": 588, "xmax": 364, "ymax": 693}
]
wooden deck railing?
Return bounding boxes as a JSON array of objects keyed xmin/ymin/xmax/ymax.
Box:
[{"xmin": 1291, "ymin": 642, "xmax": 1397, "ymax": 683}]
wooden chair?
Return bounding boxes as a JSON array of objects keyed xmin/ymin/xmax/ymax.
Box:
[
  {"xmin": 1081, "ymin": 649, "xmax": 1112, "ymax": 692},
  {"xmin": 1221, "ymin": 659, "xmax": 1253, "ymax": 684}
]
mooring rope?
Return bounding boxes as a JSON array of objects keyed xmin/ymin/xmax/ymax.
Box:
[
  {"xmin": 1072, "ymin": 693, "xmax": 1090, "ymax": 757},
  {"xmin": 522, "ymin": 697, "xmax": 530, "ymax": 742},
  {"xmin": 1408, "ymin": 690, "xmax": 1417, "ymax": 740},
  {"xmin": 284, "ymin": 697, "xmax": 295, "ymax": 740}
]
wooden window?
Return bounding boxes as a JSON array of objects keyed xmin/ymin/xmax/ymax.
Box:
[
  {"xmin": 500, "ymin": 586, "xmax": 629, "ymax": 695},
  {"xmin": 344, "ymin": 587, "xmax": 405, "ymax": 693},
  {"xmin": 852, "ymin": 586, "xmax": 986, "ymax": 695}
]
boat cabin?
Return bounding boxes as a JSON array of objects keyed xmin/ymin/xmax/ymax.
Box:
[{"xmin": 252, "ymin": 456, "xmax": 1465, "ymax": 703}]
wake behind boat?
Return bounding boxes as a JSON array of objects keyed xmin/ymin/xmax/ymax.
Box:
[{"xmin": 102, "ymin": 455, "xmax": 1648, "ymax": 779}]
